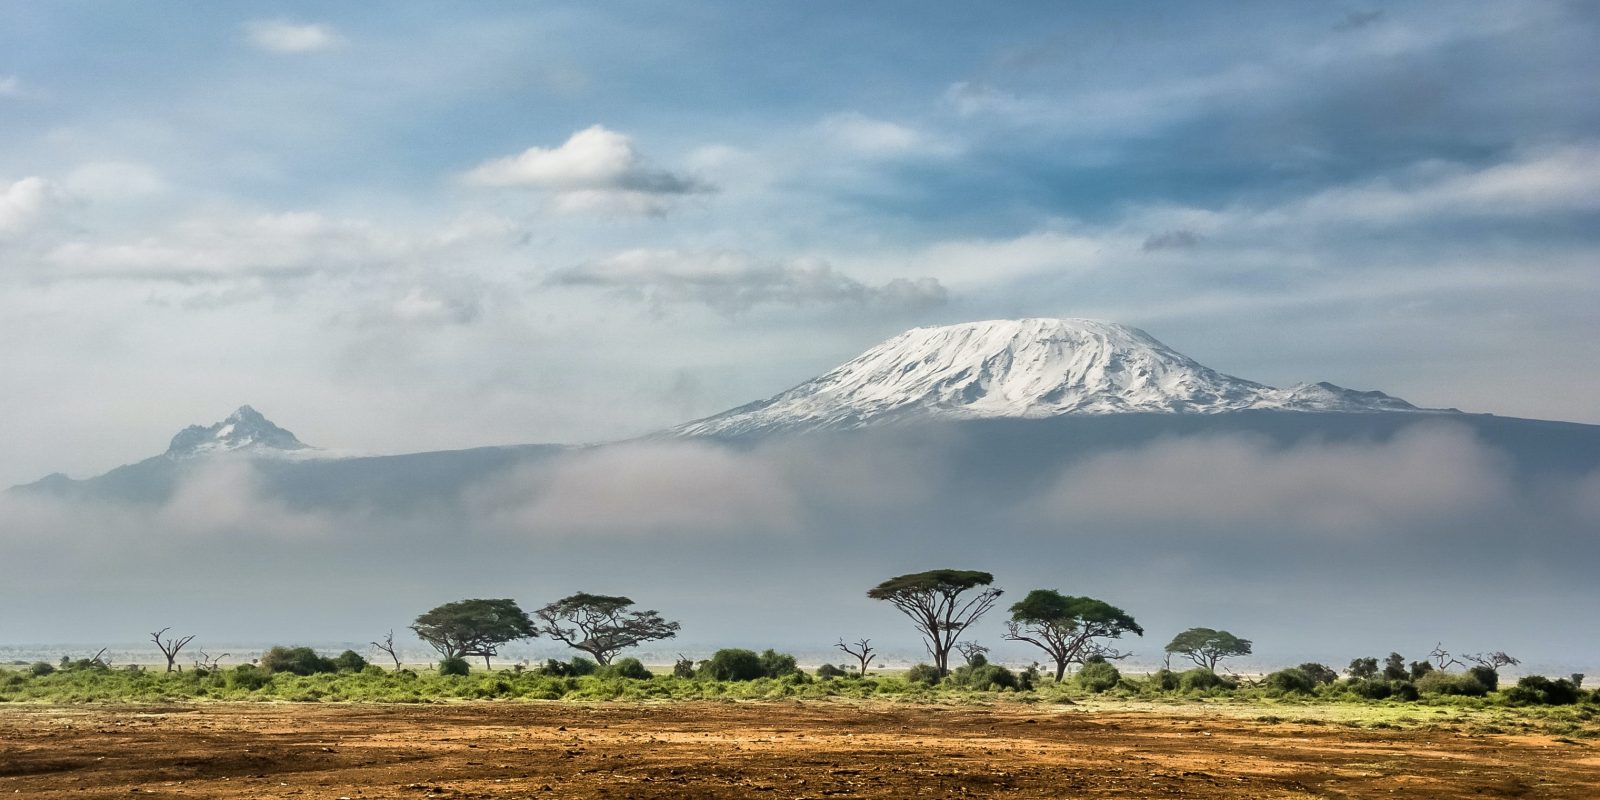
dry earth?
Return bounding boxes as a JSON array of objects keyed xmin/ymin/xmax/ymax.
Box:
[{"xmin": 0, "ymin": 701, "xmax": 1595, "ymax": 798}]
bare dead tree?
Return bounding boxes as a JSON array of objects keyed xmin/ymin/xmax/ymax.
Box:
[
  {"xmin": 1079, "ymin": 640, "xmax": 1134, "ymax": 663},
  {"xmin": 956, "ymin": 640, "xmax": 990, "ymax": 667},
  {"xmin": 371, "ymin": 630, "xmax": 402, "ymax": 670},
  {"xmin": 193, "ymin": 650, "xmax": 229, "ymax": 671},
  {"xmin": 150, "ymin": 627, "xmax": 196, "ymax": 673},
  {"xmin": 1428, "ymin": 643, "xmax": 1464, "ymax": 671},
  {"xmin": 1463, "ymin": 651, "xmax": 1520, "ymax": 670},
  {"xmin": 835, "ymin": 638, "xmax": 876, "ymax": 676}
]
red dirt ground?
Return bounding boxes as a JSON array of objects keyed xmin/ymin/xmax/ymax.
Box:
[{"xmin": 1, "ymin": 701, "xmax": 1595, "ymax": 798}]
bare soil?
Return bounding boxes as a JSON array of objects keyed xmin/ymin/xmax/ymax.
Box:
[{"xmin": 0, "ymin": 701, "xmax": 1595, "ymax": 799}]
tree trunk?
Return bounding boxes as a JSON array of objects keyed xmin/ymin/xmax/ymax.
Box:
[
  {"xmin": 483, "ymin": 654, "xmax": 492, "ymax": 670},
  {"xmin": 1054, "ymin": 661, "xmax": 1067, "ymax": 683}
]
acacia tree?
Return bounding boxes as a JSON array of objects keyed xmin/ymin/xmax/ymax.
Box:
[
  {"xmin": 150, "ymin": 627, "xmax": 196, "ymax": 673},
  {"xmin": 867, "ymin": 569, "xmax": 1001, "ymax": 677},
  {"xmin": 1164, "ymin": 627, "xmax": 1251, "ymax": 673},
  {"xmin": 1004, "ymin": 590, "xmax": 1144, "ymax": 682},
  {"xmin": 534, "ymin": 593, "xmax": 680, "ymax": 665},
  {"xmin": 411, "ymin": 599, "xmax": 536, "ymax": 669}
]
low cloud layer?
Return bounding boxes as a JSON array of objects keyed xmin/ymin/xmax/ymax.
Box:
[{"xmin": 4, "ymin": 417, "xmax": 1597, "ymax": 669}]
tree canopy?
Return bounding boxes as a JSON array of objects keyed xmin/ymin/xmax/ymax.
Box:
[
  {"xmin": 867, "ymin": 569, "xmax": 1001, "ymax": 676},
  {"xmin": 411, "ymin": 598, "xmax": 536, "ymax": 669},
  {"xmin": 1164, "ymin": 627, "xmax": 1252, "ymax": 673},
  {"xmin": 534, "ymin": 592, "xmax": 680, "ymax": 665},
  {"xmin": 1005, "ymin": 590, "xmax": 1143, "ymax": 682}
]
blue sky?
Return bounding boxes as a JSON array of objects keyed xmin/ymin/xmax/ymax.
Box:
[{"xmin": 2, "ymin": 1, "xmax": 1598, "ymax": 485}]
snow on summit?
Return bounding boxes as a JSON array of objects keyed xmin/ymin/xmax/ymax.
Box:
[
  {"xmin": 164, "ymin": 405, "xmax": 311, "ymax": 458},
  {"xmin": 673, "ymin": 318, "xmax": 1424, "ymax": 436}
]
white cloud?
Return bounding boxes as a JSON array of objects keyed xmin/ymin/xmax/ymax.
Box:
[
  {"xmin": 244, "ymin": 20, "xmax": 345, "ymax": 53},
  {"xmin": 553, "ymin": 248, "xmax": 947, "ymax": 314},
  {"xmin": 817, "ymin": 112, "xmax": 952, "ymax": 157},
  {"xmin": 462, "ymin": 125, "xmax": 707, "ymax": 215},
  {"xmin": 63, "ymin": 161, "xmax": 167, "ymax": 201},
  {"xmin": 471, "ymin": 442, "xmax": 801, "ymax": 536},
  {"xmin": 0, "ymin": 177, "xmax": 65, "ymax": 237},
  {"xmin": 1030, "ymin": 424, "xmax": 1511, "ymax": 536},
  {"xmin": 44, "ymin": 211, "xmax": 404, "ymax": 279},
  {"xmin": 1279, "ymin": 144, "xmax": 1600, "ymax": 226},
  {"xmin": 0, "ymin": 75, "xmax": 21, "ymax": 96}
]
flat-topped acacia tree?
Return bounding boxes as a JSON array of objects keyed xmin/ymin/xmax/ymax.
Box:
[
  {"xmin": 1165, "ymin": 627, "xmax": 1252, "ymax": 673},
  {"xmin": 535, "ymin": 593, "xmax": 681, "ymax": 665},
  {"xmin": 867, "ymin": 569, "xmax": 1001, "ymax": 677},
  {"xmin": 411, "ymin": 598, "xmax": 537, "ymax": 670},
  {"xmin": 1004, "ymin": 590, "xmax": 1143, "ymax": 682}
]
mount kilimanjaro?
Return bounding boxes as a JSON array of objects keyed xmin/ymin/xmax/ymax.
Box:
[
  {"xmin": 673, "ymin": 318, "xmax": 1430, "ymax": 437},
  {"xmin": 10, "ymin": 318, "xmax": 1593, "ymax": 508}
]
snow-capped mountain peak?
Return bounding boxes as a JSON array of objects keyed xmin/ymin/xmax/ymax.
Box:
[
  {"xmin": 673, "ymin": 318, "xmax": 1430, "ymax": 436},
  {"xmin": 165, "ymin": 405, "xmax": 311, "ymax": 458}
]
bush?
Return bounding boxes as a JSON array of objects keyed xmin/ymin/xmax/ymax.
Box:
[
  {"xmin": 1343, "ymin": 678, "xmax": 1392, "ymax": 700},
  {"xmin": 673, "ymin": 656, "xmax": 695, "ymax": 679},
  {"xmin": 905, "ymin": 663, "xmax": 941, "ymax": 686},
  {"xmin": 758, "ymin": 649, "xmax": 800, "ymax": 678},
  {"xmin": 538, "ymin": 657, "xmax": 599, "ymax": 677},
  {"xmin": 1297, "ymin": 663, "xmax": 1339, "ymax": 685},
  {"xmin": 1390, "ymin": 681, "xmax": 1420, "ymax": 702},
  {"xmin": 259, "ymin": 646, "xmax": 337, "ymax": 676},
  {"xmin": 1467, "ymin": 665, "xmax": 1500, "ymax": 692},
  {"xmin": 1150, "ymin": 668, "xmax": 1179, "ymax": 691},
  {"xmin": 226, "ymin": 665, "xmax": 271, "ymax": 690},
  {"xmin": 1505, "ymin": 675, "xmax": 1581, "ymax": 706},
  {"xmin": 1417, "ymin": 671, "xmax": 1490, "ymax": 697},
  {"xmin": 1264, "ymin": 668, "xmax": 1316, "ymax": 695},
  {"xmin": 1178, "ymin": 668, "xmax": 1234, "ymax": 693},
  {"xmin": 815, "ymin": 663, "xmax": 848, "ymax": 680},
  {"xmin": 699, "ymin": 649, "xmax": 765, "ymax": 681},
  {"xmin": 950, "ymin": 663, "xmax": 1018, "ymax": 691},
  {"xmin": 1074, "ymin": 661, "xmax": 1121, "ymax": 693},
  {"xmin": 27, "ymin": 661, "xmax": 55, "ymax": 677},
  {"xmin": 599, "ymin": 657, "xmax": 652, "ymax": 680},
  {"xmin": 438, "ymin": 657, "xmax": 471, "ymax": 676},
  {"xmin": 333, "ymin": 650, "xmax": 369, "ymax": 672}
]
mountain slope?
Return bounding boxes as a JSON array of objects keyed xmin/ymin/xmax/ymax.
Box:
[{"xmin": 673, "ymin": 318, "xmax": 1428, "ymax": 437}]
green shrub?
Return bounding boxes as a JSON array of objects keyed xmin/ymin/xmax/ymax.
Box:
[
  {"xmin": 1296, "ymin": 663, "xmax": 1339, "ymax": 685},
  {"xmin": 599, "ymin": 658, "xmax": 651, "ymax": 680},
  {"xmin": 259, "ymin": 646, "xmax": 337, "ymax": 676},
  {"xmin": 1390, "ymin": 681, "xmax": 1419, "ymax": 702},
  {"xmin": 950, "ymin": 663, "xmax": 1018, "ymax": 691},
  {"xmin": 333, "ymin": 650, "xmax": 369, "ymax": 672},
  {"xmin": 1150, "ymin": 668, "xmax": 1179, "ymax": 691},
  {"xmin": 226, "ymin": 665, "xmax": 271, "ymax": 690},
  {"xmin": 538, "ymin": 657, "xmax": 599, "ymax": 677},
  {"xmin": 699, "ymin": 649, "xmax": 765, "ymax": 681},
  {"xmin": 1417, "ymin": 671, "xmax": 1490, "ymax": 697},
  {"xmin": 758, "ymin": 649, "xmax": 800, "ymax": 678},
  {"xmin": 1074, "ymin": 661, "xmax": 1121, "ymax": 693},
  {"xmin": 1343, "ymin": 678, "xmax": 1392, "ymax": 700},
  {"xmin": 673, "ymin": 656, "xmax": 696, "ymax": 679},
  {"xmin": 1178, "ymin": 668, "xmax": 1234, "ymax": 693},
  {"xmin": 904, "ymin": 663, "xmax": 941, "ymax": 686},
  {"xmin": 1467, "ymin": 665, "xmax": 1500, "ymax": 692},
  {"xmin": 1264, "ymin": 668, "xmax": 1315, "ymax": 695},
  {"xmin": 438, "ymin": 657, "xmax": 471, "ymax": 676},
  {"xmin": 27, "ymin": 661, "xmax": 55, "ymax": 677},
  {"xmin": 815, "ymin": 663, "xmax": 848, "ymax": 680},
  {"xmin": 1505, "ymin": 675, "xmax": 1580, "ymax": 706}
]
